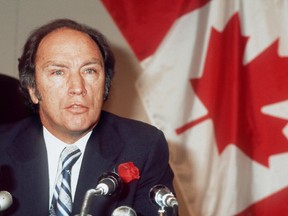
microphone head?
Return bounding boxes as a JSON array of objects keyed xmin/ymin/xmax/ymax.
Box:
[
  {"xmin": 111, "ymin": 206, "xmax": 137, "ymax": 216},
  {"xmin": 149, "ymin": 184, "xmax": 177, "ymax": 208},
  {"xmin": 0, "ymin": 191, "xmax": 13, "ymax": 211},
  {"xmin": 97, "ymin": 171, "xmax": 123, "ymax": 196}
]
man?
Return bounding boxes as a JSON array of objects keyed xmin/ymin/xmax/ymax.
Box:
[{"xmin": 0, "ymin": 19, "xmax": 176, "ymax": 216}]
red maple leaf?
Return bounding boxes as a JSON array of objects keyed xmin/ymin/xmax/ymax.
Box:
[{"xmin": 176, "ymin": 13, "xmax": 288, "ymax": 167}]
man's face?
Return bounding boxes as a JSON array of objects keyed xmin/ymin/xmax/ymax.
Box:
[{"xmin": 29, "ymin": 28, "xmax": 105, "ymax": 143}]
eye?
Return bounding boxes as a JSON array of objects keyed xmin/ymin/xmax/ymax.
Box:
[
  {"xmin": 52, "ymin": 70, "xmax": 64, "ymax": 75},
  {"xmin": 84, "ymin": 68, "xmax": 97, "ymax": 74}
]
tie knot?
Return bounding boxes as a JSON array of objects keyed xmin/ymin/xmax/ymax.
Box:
[{"xmin": 60, "ymin": 146, "xmax": 81, "ymax": 172}]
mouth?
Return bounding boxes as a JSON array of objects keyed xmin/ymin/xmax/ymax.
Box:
[{"xmin": 65, "ymin": 103, "xmax": 88, "ymax": 114}]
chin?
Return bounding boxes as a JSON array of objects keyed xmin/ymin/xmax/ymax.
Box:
[{"xmin": 68, "ymin": 120, "xmax": 96, "ymax": 132}]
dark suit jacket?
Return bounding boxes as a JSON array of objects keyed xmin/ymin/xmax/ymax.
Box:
[{"xmin": 0, "ymin": 111, "xmax": 175, "ymax": 216}]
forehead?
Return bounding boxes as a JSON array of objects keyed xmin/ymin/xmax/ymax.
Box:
[{"xmin": 36, "ymin": 28, "xmax": 102, "ymax": 60}]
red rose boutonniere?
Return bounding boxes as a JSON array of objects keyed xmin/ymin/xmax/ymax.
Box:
[{"xmin": 118, "ymin": 162, "xmax": 140, "ymax": 183}]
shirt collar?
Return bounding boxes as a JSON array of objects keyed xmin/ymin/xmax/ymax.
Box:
[{"xmin": 43, "ymin": 126, "xmax": 92, "ymax": 154}]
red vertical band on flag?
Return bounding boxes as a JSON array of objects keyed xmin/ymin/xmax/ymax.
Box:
[
  {"xmin": 101, "ymin": 0, "xmax": 210, "ymax": 60},
  {"xmin": 236, "ymin": 186, "xmax": 288, "ymax": 215}
]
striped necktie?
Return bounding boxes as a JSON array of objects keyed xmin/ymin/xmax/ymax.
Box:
[{"xmin": 50, "ymin": 146, "xmax": 81, "ymax": 216}]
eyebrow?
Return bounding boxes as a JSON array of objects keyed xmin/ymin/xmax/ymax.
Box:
[
  {"xmin": 82, "ymin": 58, "xmax": 103, "ymax": 68},
  {"xmin": 41, "ymin": 58, "xmax": 103, "ymax": 69},
  {"xmin": 41, "ymin": 61, "xmax": 68, "ymax": 69}
]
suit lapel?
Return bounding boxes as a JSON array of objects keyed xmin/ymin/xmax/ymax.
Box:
[
  {"xmin": 7, "ymin": 117, "xmax": 50, "ymax": 215},
  {"xmin": 6, "ymin": 113, "xmax": 124, "ymax": 215},
  {"xmin": 73, "ymin": 112, "xmax": 124, "ymax": 215}
]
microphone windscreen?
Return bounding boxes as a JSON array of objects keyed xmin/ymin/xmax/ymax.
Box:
[
  {"xmin": 0, "ymin": 191, "xmax": 13, "ymax": 211},
  {"xmin": 111, "ymin": 206, "xmax": 137, "ymax": 216}
]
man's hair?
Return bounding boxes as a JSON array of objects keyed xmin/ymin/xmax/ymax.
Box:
[{"xmin": 18, "ymin": 18, "xmax": 115, "ymax": 112}]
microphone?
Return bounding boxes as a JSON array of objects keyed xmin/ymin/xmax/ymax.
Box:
[
  {"xmin": 77, "ymin": 172, "xmax": 123, "ymax": 216},
  {"xmin": 0, "ymin": 191, "xmax": 13, "ymax": 211},
  {"xmin": 149, "ymin": 185, "xmax": 178, "ymax": 208},
  {"xmin": 111, "ymin": 206, "xmax": 137, "ymax": 216},
  {"xmin": 95, "ymin": 171, "xmax": 123, "ymax": 196}
]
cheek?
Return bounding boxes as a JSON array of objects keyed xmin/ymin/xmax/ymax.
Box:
[
  {"xmin": 90, "ymin": 75, "xmax": 105, "ymax": 94},
  {"xmin": 89, "ymin": 81, "xmax": 105, "ymax": 105},
  {"xmin": 38, "ymin": 82, "xmax": 66, "ymax": 107},
  {"xmin": 38, "ymin": 75, "xmax": 66, "ymax": 94}
]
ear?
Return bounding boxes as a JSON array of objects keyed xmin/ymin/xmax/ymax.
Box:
[{"xmin": 28, "ymin": 87, "xmax": 39, "ymax": 104}]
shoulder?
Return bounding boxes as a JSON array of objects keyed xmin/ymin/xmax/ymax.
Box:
[
  {"xmin": 99, "ymin": 111, "xmax": 164, "ymax": 139},
  {"xmin": 97, "ymin": 111, "xmax": 169, "ymax": 160},
  {"xmin": 100, "ymin": 111, "xmax": 159, "ymax": 131},
  {"xmin": 0, "ymin": 115, "xmax": 41, "ymax": 145}
]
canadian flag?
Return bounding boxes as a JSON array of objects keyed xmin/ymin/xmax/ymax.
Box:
[{"xmin": 102, "ymin": 0, "xmax": 288, "ymax": 215}]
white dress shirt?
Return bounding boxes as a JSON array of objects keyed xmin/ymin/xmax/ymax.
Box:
[{"xmin": 43, "ymin": 127, "xmax": 91, "ymax": 207}]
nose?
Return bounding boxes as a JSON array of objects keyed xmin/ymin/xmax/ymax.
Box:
[{"xmin": 68, "ymin": 73, "xmax": 87, "ymax": 96}]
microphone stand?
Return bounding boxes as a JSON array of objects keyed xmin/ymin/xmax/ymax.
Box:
[
  {"xmin": 75, "ymin": 172, "xmax": 123, "ymax": 216},
  {"xmin": 157, "ymin": 206, "xmax": 178, "ymax": 216},
  {"xmin": 157, "ymin": 207, "xmax": 167, "ymax": 216},
  {"xmin": 77, "ymin": 188, "xmax": 103, "ymax": 216}
]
